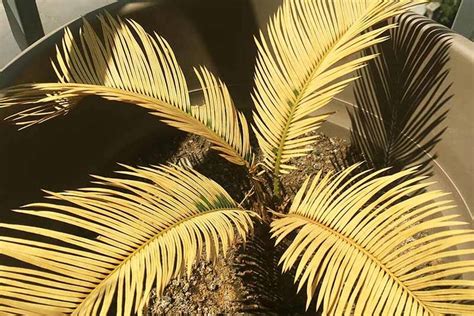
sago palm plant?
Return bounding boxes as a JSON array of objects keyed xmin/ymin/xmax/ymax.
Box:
[{"xmin": 1, "ymin": 0, "xmax": 473, "ymax": 315}]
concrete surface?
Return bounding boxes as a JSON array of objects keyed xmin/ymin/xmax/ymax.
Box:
[
  {"xmin": 0, "ymin": 1, "xmax": 21, "ymax": 68},
  {"xmin": 0, "ymin": 0, "xmax": 115, "ymax": 69}
]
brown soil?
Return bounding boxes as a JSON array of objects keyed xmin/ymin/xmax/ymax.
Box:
[
  {"xmin": 280, "ymin": 133, "xmax": 352, "ymax": 201},
  {"xmin": 134, "ymin": 131, "xmax": 354, "ymax": 315},
  {"xmin": 146, "ymin": 248, "xmax": 247, "ymax": 315}
]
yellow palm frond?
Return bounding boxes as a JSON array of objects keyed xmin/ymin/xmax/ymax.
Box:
[
  {"xmin": 0, "ymin": 14, "xmax": 251, "ymax": 166},
  {"xmin": 189, "ymin": 67, "xmax": 252, "ymax": 164},
  {"xmin": 252, "ymin": 0, "xmax": 422, "ymax": 180},
  {"xmin": 271, "ymin": 164, "xmax": 474, "ymax": 315},
  {"xmin": 0, "ymin": 164, "xmax": 255, "ymax": 315}
]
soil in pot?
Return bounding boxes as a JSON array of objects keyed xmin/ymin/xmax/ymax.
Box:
[{"xmin": 128, "ymin": 130, "xmax": 353, "ymax": 315}]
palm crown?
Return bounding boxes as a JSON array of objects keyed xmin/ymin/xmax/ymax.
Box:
[{"xmin": 1, "ymin": 0, "xmax": 473, "ymax": 315}]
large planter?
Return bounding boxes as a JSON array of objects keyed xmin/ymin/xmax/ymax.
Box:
[
  {"xmin": 0, "ymin": 0, "xmax": 473, "ymax": 312},
  {"xmin": 1, "ymin": 1, "xmax": 472, "ymax": 228}
]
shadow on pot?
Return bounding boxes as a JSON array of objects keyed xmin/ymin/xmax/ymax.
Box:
[{"xmin": 348, "ymin": 13, "xmax": 453, "ymax": 180}]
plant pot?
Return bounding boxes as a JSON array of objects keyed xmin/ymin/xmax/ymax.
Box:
[{"xmin": 1, "ymin": 0, "xmax": 473, "ymax": 313}]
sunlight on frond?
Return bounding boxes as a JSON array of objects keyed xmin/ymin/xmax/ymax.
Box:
[
  {"xmin": 0, "ymin": 14, "xmax": 251, "ymax": 166},
  {"xmin": 189, "ymin": 67, "xmax": 252, "ymax": 164},
  {"xmin": 0, "ymin": 164, "xmax": 255, "ymax": 315},
  {"xmin": 252, "ymin": 0, "xmax": 423, "ymax": 191},
  {"xmin": 271, "ymin": 164, "xmax": 474, "ymax": 315}
]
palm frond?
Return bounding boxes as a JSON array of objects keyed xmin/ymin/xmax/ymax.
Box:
[
  {"xmin": 252, "ymin": 0, "xmax": 422, "ymax": 181},
  {"xmin": 189, "ymin": 67, "xmax": 252, "ymax": 164},
  {"xmin": 0, "ymin": 164, "xmax": 254, "ymax": 315},
  {"xmin": 349, "ymin": 13, "xmax": 452, "ymax": 178},
  {"xmin": 0, "ymin": 14, "xmax": 251, "ymax": 166},
  {"xmin": 271, "ymin": 164, "xmax": 474, "ymax": 314}
]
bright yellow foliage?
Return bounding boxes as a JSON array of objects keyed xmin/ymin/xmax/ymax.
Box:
[
  {"xmin": 0, "ymin": 15, "xmax": 251, "ymax": 166},
  {"xmin": 271, "ymin": 165, "xmax": 474, "ymax": 315},
  {"xmin": 0, "ymin": 165, "xmax": 253, "ymax": 315}
]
